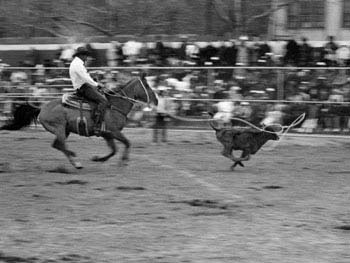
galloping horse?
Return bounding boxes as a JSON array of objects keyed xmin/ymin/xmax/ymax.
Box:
[{"xmin": 1, "ymin": 75, "xmax": 158, "ymax": 169}]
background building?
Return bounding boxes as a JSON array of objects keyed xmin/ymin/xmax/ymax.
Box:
[{"xmin": 272, "ymin": 0, "xmax": 350, "ymax": 42}]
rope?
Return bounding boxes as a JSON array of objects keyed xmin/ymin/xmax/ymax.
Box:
[
  {"xmin": 166, "ymin": 113, "xmax": 215, "ymax": 122},
  {"xmin": 166, "ymin": 111, "xmax": 306, "ymax": 136}
]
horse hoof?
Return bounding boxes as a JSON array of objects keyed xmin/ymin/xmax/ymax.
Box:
[
  {"xmin": 118, "ymin": 160, "xmax": 128, "ymax": 167},
  {"xmin": 74, "ymin": 162, "xmax": 83, "ymax": 169},
  {"xmin": 68, "ymin": 150, "xmax": 76, "ymax": 157}
]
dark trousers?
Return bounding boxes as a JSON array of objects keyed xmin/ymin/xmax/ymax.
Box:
[
  {"xmin": 153, "ymin": 113, "xmax": 167, "ymax": 143},
  {"xmin": 77, "ymin": 84, "xmax": 108, "ymax": 127}
]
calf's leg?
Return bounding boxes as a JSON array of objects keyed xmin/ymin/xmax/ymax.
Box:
[{"xmin": 231, "ymin": 150, "xmax": 251, "ymax": 170}]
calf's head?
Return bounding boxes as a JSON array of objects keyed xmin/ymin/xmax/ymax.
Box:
[{"xmin": 263, "ymin": 126, "xmax": 279, "ymax": 141}]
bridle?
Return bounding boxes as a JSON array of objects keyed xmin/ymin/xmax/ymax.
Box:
[{"xmin": 104, "ymin": 78, "xmax": 151, "ymax": 106}]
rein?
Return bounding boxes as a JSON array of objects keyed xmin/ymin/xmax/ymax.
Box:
[{"xmin": 104, "ymin": 78, "xmax": 150, "ymax": 106}]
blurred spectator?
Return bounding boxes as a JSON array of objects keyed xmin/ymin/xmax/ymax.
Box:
[
  {"xmin": 324, "ymin": 36, "xmax": 338, "ymax": 66},
  {"xmin": 178, "ymin": 36, "xmax": 188, "ymax": 61},
  {"xmin": 298, "ymin": 37, "xmax": 312, "ymax": 67},
  {"xmin": 23, "ymin": 48, "xmax": 41, "ymax": 67},
  {"xmin": 123, "ymin": 38, "xmax": 142, "ymax": 65},
  {"xmin": 236, "ymin": 36, "xmax": 249, "ymax": 66},
  {"xmin": 4, "ymin": 37, "xmax": 350, "ymax": 69},
  {"xmin": 284, "ymin": 39, "xmax": 299, "ymax": 66},
  {"xmin": 154, "ymin": 36, "xmax": 166, "ymax": 66},
  {"xmin": 261, "ymin": 104, "xmax": 284, "ymax": 126},
  {"xmin": 336, "ymin": 44, "xmax": 350, "ymax": 66},
  {"xmin": 10, "ymin": 70, "xmax": 28, "ymax": 84},
  {"xmin": 255, "ymin": 40, "xmax": 272, "ymax": 66},
  {"xmin": 137, "ymin": 42, "xmax": 149, "ymax": 64},
  {"xmin": 59, "ymin": 44, "xmax": 75, "ymax": 65},
  {"xmin": 106, "ymin": 41, "xmax": 118, "ymax": 67},
  {"xmin": 233, "ymin": 101, "xmax": 253, "ymax": 122},
  {"xmin": 116, "ymin": 42, "xmax": 126, "ymax": 66},
  {"xmin": 184, "ymin": 42, "xmax": 200, "ymax": 66},
  {"xmin": 86, "ymin": 43, "xmax": 99, "ymax": 67},
  {"xmin": 324, "ymin": 88, "xmax": 344, "ymax": 132},
  {"xmin": 220, "ymin": 39, "xmax": 237, "ymax": 66},
  {"xmin": 258, "ymin": 40, "xmax": 272, "ymax": 61},
  {"xmin": 199, "ymin": 42, "xmax": 219, "ymax": 66}
]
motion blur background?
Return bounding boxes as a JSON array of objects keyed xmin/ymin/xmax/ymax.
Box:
[{"xmin": 1, "ymin": 0, "xmax": 350, "ymax": 133}]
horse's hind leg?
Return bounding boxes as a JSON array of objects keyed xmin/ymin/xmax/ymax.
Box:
[
  {"xmin": 91, "ymin": 132, "xmax": 117, "ymax": 162},
  {"xmin": 51, "ymin": 130, "xmax": 82, "ymax": 169}
]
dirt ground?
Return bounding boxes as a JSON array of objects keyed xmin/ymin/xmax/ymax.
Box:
[{"xmin": 0, "ymin": 128, "xmax": 349, "ymax": 263}]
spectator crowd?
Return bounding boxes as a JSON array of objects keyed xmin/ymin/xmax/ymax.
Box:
[{"xmin": 1, "ymin": 35, "xmax": 350, "ymax": 133}]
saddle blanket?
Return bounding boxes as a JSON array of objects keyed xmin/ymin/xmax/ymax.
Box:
[{"xmin": 62, "ymin": 93, "xmax": 93, "ymax": 111}]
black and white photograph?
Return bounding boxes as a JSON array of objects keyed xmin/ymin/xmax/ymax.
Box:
[{"xmin": 0, "ymin": 0, "xmax": 349, "ymax": 262}]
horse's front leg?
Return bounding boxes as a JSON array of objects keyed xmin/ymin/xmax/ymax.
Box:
[
  {"xmin": 91, "ymin": 132, "xmax": 117, "ymax": 162},
  {"xmin": 113, "ymin": 130, "xmax": 131, "ymax": 166}
]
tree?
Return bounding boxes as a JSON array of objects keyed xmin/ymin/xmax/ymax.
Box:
[
  {"xmin": 0, "ymin": 0, "xmax": 292, "ymax": 40},
  {"xmin": 212, "ymin": 0, "xmax": 292, "ymax": 39}
]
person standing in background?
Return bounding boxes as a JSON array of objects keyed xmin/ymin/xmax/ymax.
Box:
[
  {"xmin": 298, "ymin": 37, "xmax": 312, "ymax": 67},
  {"xmin": 152, "ymin": 89, "xmax": 173, "ymax": 145},
  {"xmin": 324, "ymin": 36, "xmax": 338, "ymax": 66}
]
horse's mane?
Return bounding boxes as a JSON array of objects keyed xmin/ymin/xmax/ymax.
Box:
[
  {"xmin": 120, "ymin": 78, "xmax": 135, "ymax": 89},
  {"xmin": 119, "ymin": 78, "xmax": 138, "ymax": 90},
  {"xmin": 104, "ymin": 78, "xmax": 137, "ymax": 96}
]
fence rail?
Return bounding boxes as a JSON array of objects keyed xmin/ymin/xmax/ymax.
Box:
[
  {"xmin": 2, "ymin": 66, "xmax": 350, "ymax": 70},
  {"xmin": 1, "ymin": 95, "xmax": 350, "ymax": 105}
]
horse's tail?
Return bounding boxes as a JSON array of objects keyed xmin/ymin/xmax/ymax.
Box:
[{"xmin": 0, "ymin": 104, "xmax": 40, "ymax": 130}]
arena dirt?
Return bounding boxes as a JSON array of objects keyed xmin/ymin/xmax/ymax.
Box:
[{"xmin": 0, "ymin": 128, "xmax": 349, "ymax": 262}]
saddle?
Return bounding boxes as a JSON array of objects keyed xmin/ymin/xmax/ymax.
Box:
[
  {"xmin": 62, "ymin": 93, "xmax": 95, "ymax": 111},
  {"xmin": 62, "ymin": 93, "xmax": 105, "ymax": 136}
]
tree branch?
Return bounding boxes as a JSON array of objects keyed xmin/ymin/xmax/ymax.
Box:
[
  {"xmin": 246, "ymin": 0, "xmax": 292, "ymax": 25},
  {"xmin": 58, "ymin": 16, "xmax": 113, "ymax": 37},
  {"xmin": 212, "ymin": 0, "xmax": 233, "ymax": 25},
  {"xmin": 12, "ymin": 23, "xmax": 68, "ymax": 38},
  {"xmin": 87, "ymin": 5, "xmax": 109, "ymax": 14}
]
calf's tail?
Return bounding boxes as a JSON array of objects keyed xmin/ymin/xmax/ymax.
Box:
[{"xmin": 1, "ymin": 104, "xmax": 40, "ymax": 130}]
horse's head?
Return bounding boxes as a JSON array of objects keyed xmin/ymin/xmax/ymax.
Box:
[{"xmin": 135, "ymin": 74, "xmax": 158, "ymax": 106}]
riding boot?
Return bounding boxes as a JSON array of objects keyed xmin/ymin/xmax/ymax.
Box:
[
  {"xmin": 93, "ymin": 114, "xmax": 101, "ymax": 136},
  {"xmin": 93, "ymin": 104, "xmax": 107, "ymax": 136}
]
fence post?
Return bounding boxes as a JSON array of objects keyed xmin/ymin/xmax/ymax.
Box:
[{"xmin": 277, "ymin": 68, "xmax": 284, "ymax": 100}]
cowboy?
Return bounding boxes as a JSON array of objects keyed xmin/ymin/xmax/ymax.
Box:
[{"xmin": 69, "ymin": 46, "xmax": 108, "ymax": 136}]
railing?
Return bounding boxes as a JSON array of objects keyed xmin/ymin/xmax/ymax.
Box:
[{"xmin": 1, "ymin": 66, "xmax": 350, "ymax": 134}]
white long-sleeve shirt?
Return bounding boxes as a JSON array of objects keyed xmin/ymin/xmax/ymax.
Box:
[{"xmin": 69, "ymin": 56, "xmax": 98, "ymax": 90}]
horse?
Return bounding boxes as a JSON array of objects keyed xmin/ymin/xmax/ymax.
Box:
[{"xmin": 1, "ymin": 75, "xmax": 158, "ymax": 169}]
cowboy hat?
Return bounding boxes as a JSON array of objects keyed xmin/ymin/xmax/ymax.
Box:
[{"xmin": 73, "ymin": 46, "xmax": 90, "ymax": 57}]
